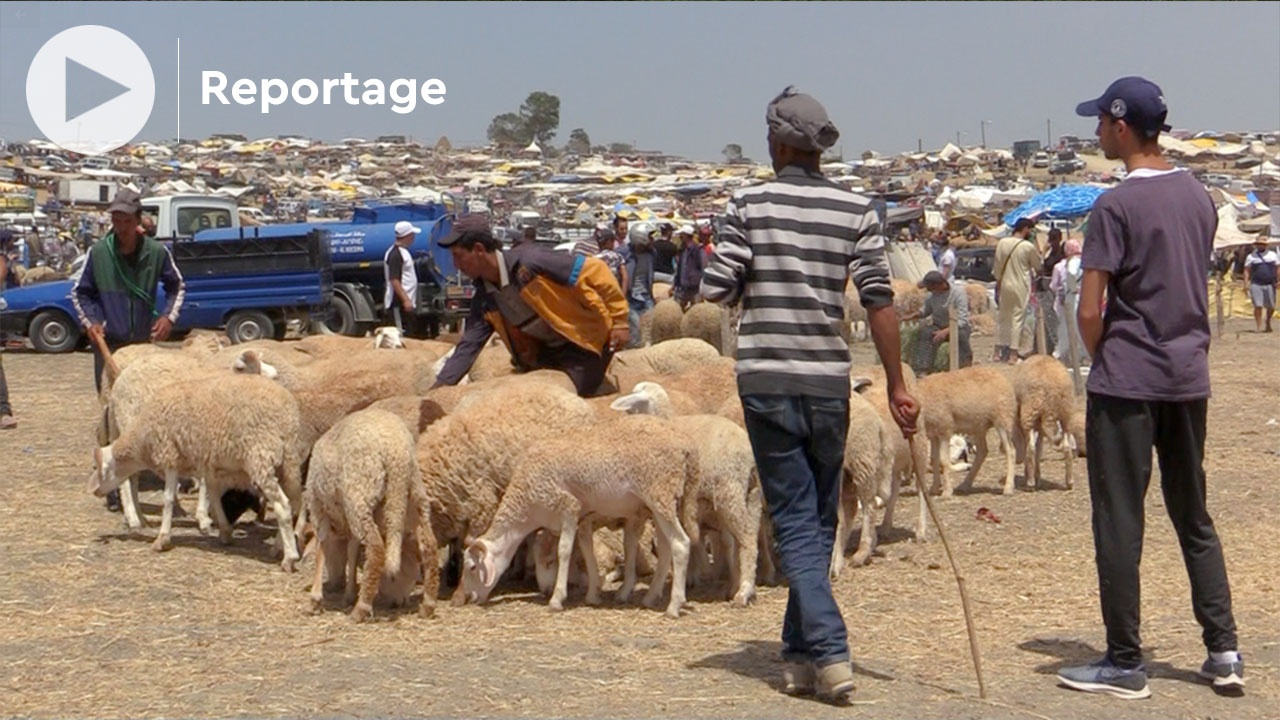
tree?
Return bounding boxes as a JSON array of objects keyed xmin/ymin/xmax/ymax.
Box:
[
  {"xmin": 566, "ymin": 128, "xmax": 591, "ymax": 155},
  {"xmin": 608, "ymin": 142, "xmax": 635, "ymax": 155},
  {"xmin": 519, "ymin": 91, "xmax": 561, "ymax": 146},
  {"xmin": 722, "ymin": 143, "xmax": 744, "ymax": 163},
  {"xmin": 486, "ymin": 112, "xmax": 528, "ymax": 146}
]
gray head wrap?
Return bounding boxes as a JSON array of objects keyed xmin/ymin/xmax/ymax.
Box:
[{"xmin": 766, "ymin": 86, "xmax": 840, "ymax": 152}]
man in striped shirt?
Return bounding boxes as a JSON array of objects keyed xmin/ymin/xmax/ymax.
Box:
[{"xmin": 701, "ymin": 86, "xmax": 919, "ymax": 705}]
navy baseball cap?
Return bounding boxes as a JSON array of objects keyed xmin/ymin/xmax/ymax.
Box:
[{"xmin": 1075, "ymin": 76, "xmax": 1172, "ymax": 137}]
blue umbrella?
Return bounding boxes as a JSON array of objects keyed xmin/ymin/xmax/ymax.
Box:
[{"xmin": 1004, "ymin": 184, "xmax": 1106, "ymax": 224}]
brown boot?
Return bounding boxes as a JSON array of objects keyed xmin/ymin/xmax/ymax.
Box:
[{"xmin": 814, "ymin": 660, "xmax": 856, "ymax": 704}]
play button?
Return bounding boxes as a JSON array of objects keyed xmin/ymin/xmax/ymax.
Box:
[
  {"xmin": 65, "ymin": 58, "xmax": 132, "ymax": 123},
  {"xmin": 25, "ymin": 25, "xmax": 155, "ymax": 156}
]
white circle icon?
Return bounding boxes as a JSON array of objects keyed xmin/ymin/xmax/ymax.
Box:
[{"xmin": 25, "ymin": 25, "xmax": 155, "ymax": 156}]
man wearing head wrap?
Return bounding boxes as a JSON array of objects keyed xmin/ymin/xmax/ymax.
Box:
[
  {"xmin": 1049, "ymin": 238, "xmax": 1088, "ymax": 362},
  {"xmin": 700, "ymin": 86, "xmax": 919, "ymax": 705}
]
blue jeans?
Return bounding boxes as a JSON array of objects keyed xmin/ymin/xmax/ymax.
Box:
[
  {"xmin": 628, "ymin": 296, "xmax": 654, "ymax": 349},
  {"xmin": 741, "ymin": 394, "xmax": 850, "ymax": 666}
]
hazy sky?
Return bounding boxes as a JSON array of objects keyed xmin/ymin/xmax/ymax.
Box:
[{"xmin": 2, "ymin": 1, "xmax": 1277, "ymax": 162}]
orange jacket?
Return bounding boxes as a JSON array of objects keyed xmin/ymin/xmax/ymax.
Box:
[{"xmin": 434, "ymin": 245, "xmax": 628, "ymax": 384}]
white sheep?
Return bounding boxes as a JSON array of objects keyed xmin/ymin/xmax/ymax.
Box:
[
  {"xmin": 830, "ymin": 382, "xmax": 896, "ymax": 576},
  {"xmin": 916, "ymin": 366, "xmax": 1018, "ymax": 496},
  {"xmin": 461, "ymin": 414, "xmax": 698, "ymax": 618},
  {"xmin": 88, "ymin": 374, "xmax": 306, "ymax": 570},
  {"xmin": 1009, "ymin": 355, "xmax": 1077, "ymax": 489},
  {"xmin": 679, "ymin": 302, "xmax": 728, "ymax": 355},
  {"xmin": 416, "ymin": 382, "xmax": 599, "ymax": 604},
  {"xmin": 371, "ymin": 326, "xmax": 405, "ymax": 349},
  {"xmin": 850, "ymin": 363, "xmax": 931, "ymax": 543},
  {"xmin": 304, "ymin": 408, "xmax": 439, "ymax": 621},
  {"xmin": 611, "ymin": 381, "xmax": 761, "ymax": 606},
  {"xmin": 648, "ymin": 299, "xmax": 685, "ymax": 345}
]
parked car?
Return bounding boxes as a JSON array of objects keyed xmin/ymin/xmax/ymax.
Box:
[
  {"xmin": 1032, "ymin": 152, "xmax": 1051, "ymax": 168},
  {"xmin": 952, "ymin": 247, "xmax": 996, "ymax": 284}
]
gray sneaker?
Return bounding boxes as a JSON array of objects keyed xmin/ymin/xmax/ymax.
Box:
[
  {"xmin": 1057, "ymin": 656, "xmax": 1151, "ymax": 700},
  {"xmin": 781, "ymin": 661, "xmax": 814, "ymax": 696},
  {"xmin": 1198, "ymin": 655, "xmax": 1245, "ymax": 693},
  {"xmin": 814, "ymin": 660, "xmax": 856, "ymax": 705}
]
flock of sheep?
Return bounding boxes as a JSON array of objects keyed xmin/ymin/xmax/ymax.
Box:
[{"xmin": 83, "ymin": 295, "xmax": 1086, "ymax": 624}]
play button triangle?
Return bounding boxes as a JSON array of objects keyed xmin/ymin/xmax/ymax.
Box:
[{"xmin": 65, "ymin": 56, "xmax": 130, "ymax": 123}]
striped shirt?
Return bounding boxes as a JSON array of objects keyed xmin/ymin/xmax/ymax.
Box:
[{"xmin": 700, "ymin": 165, "xmax": 894, "ymax": 398}]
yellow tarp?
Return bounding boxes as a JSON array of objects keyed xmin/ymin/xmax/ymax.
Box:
[{"xmin": 1213, "ymin": 279, "xmax": 1279, "ymax": 319}]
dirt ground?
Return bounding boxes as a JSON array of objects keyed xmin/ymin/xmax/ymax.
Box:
[{"xmin": 1, "ymin": 322, "xmax": 1277, "ymax": 720}]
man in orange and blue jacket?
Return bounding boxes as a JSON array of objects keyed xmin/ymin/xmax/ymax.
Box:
[{"xmin": 432, "ymin": 215, "xmax": 630, "ymax": 397}]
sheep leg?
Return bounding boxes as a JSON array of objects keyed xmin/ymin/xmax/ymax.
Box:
[
  {"xmin": 729, "ymin": 515, "xmax": 759, "ymax": 608},
  {"xmin": 829, "ymin": 480, "xmax": 852, "ymax": 581},
  {"xmin": 258, "ymin": 475, "xmax": 300, "ymax": 572},
  {"xmin": 549, "ymin": 515, "xmax": 579, "ymax": 612},
  {"xmin": 194, "ymin": 479, "xmax": 214, "ymax": 535},
  {"xmin": 932, "ymin": 438, "xmax": 954, "ymax": 498},
  {"xmin": 878, "ymin": 467, "xmax": 900, "ymax": 539},
  {"xmin": 1032, "ymin": 426, "xmax": 1044, "ymax": 488},
  {"xmin": 616, "ymin": 518, "xmax": 641, "ymax": 603},
  {"xmin": 997, "ymin": 427, "xmax": 1016, "ymax": 495},
  {"xmin": 1059, "ymin": 421, "xmax": 1075, "ymax": 490},
  {"xmin": 308, "ymin": 534, "xmax": 326, "ymax": 613},
  {"xmin": 151, "ymin": 470, "xmax": 180, "ymax": 552},
  {"xmin": 342, "ymin": 537, "xmax": 360, "ymax": 607},
  {"xmin": 960, "ymin": 435, "xmax": 988, "ymax": 493},
  {"xmin": 649, "ymin": 512, "xmax": 691, "ymax": 619},
  {"xmin": 416, "ymin": 503, "xmax": 440, "ymax": 619},
  {"xmin": 643, "ymin": 529, "xmax": 671, "ymax": 610},
  {"xmin": 576, "ymin": 521, "xmax": 603, "ymax": 606},
  {"xmin": 121, "ymin": 476, "xmax": 146, "ymax": 530},
  {"xmin": 209, "ymin": 483, "xmax": 235, "ymax": 545},
  {"xmin": 351, "ymin": 519, "xmax": 385, "ymax": 623},
  {"xmin": 323, "ymin": 534, "xmax": 348, "ymax": 593},
  {"xmin": 850, "ymin": 491, "xmax": 876, "ymax": 568}
]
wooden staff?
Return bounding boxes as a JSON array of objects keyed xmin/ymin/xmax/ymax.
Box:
[
  {"xmin": 1214, "ymin": 271, "xmax": 1224, "ymax": 339},
  {"xmin": 948, "ymin": 314, "xmax": 960, "ymax": 371},
  {"xmin": 90, "ymin": 331, "xmax": 121, "ymax": 381},
  {"xmin": 907, "ymin": 433, "xmax": 987, "ymax": 698}
]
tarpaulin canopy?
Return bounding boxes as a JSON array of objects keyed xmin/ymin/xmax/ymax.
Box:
[{"xmin": 1004, "ymin": 185, "xmax": 1106, "ymax": 224}]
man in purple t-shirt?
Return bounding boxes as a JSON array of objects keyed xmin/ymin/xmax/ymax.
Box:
[{"xmin": 1055, "ymin": 77, "xmax": 1243, "ymax": 701}]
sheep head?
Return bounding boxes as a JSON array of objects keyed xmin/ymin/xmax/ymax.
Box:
[
  {"xmin": 373, "ymin": 326, "xmax": 405, "ymax": 349},
  {"xmin": 610, "ymin": 381, "xmax": 671, "ymax": 417},
  {"xmin": 87, "ymin": 446, "xmax": 123, "ymax": 497},
  {"xmin": 232, "ymin": 349, "xmax": 278, "ymax": 379},
  {"xmin": 461, "ymin": 539, "xmax": 498, "ymax": 604},
  {"xmin": 852, "ymin": 376, "xmax": 874, "ymax": 394}
]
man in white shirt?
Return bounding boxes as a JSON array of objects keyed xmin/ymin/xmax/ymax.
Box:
[
  {"xmin": 385, "ymin": 220, "xmax": 420, "ymax": 333},
  {"xmin": 936, "ymin": 235, "xmax": 957, "ymax": 280},
  {"xmin": 1242, "ymin": 236, "xmax": 1278, "ymax": 333}
]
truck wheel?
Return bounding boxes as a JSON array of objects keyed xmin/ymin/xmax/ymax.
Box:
[
  {"xmin": 226, "ymin": 310, "xmax": 275, "ymax": 344},
  {"xmin": 29, "ymin": 310, "xmax": 82, "ymax": 353},
  {"xmin": 322, "ymin": 296, "xmax": 357, "ymax": 336}
]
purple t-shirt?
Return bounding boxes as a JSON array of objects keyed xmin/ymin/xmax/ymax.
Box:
[{"xmin": 1082, "ymin": 169, "xmax": 1216, "ymax": 401}]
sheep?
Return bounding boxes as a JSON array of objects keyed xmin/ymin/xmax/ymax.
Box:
[
  {"xmin": 530, "ymin": 521, "xmax": 659, "ymax": 598},
  {"xmin": 304, "ymin": 408, "xmax": 439, "ymax": 621},
  {"xmin": 611, "ymin": 382, "xmax": 761, "ymax": 606},
  {"xmin": 849, "ymin": 363, "xmax": 931, "ymax": 542},
  {"xmin": 679, "ymin": 302, "xmax": 727, "ymax": 355},
  {"xmin": 461, "ymin": 414, "xmax": 698, "ymax": 618},
  {"xmin": 609, "ymin": 337, "xmax": 724, "ymax": 377},
  {"xmin": 648, "ymin": 299, "xmax": 685, "ymax": 345},
  {"xmin": 892, "ymin": 278, "xmax": 927, "ymax": 321},
  {"xmin": 1009, "ymin": 355, "xmax": 1076, "ymax": 490},
  {"xmin": 294, "ymin": 333, "xmax": 450, "ymax": 361},
  {"xmin": 87, "ymin": 374, "xmax": 306, "ymax": 570},
  {"xmin": 609, "ymin": 356, "xmax": 737, "ymax": 412},
  {"xmin": 964, "ymin": 282, "xmax": 990, "ymax": 315},
  {"xmin": 466, "ymin": 337, "xmax": 517, "ymax": 381},
  {"xmin": 830, "ymin": 383, "xmax": 896, "ymax": 576},
  {"xmin": 363, "ymin": 395, "xmax": 450, "ymax": 436},
  {"xmin": 423, "ymin": 369, "xmax": 577, "ymax": 414},
  {"xmin": 416, "ymin": 383, "xmax": 599, "ymax": 604},
  {"xmin": 372, "ymin": 326, "xmax": 405, "ymax": 348},
  {"xmin": 915, "ymin": 366, "xmax": 1018, "ymax": 496}
]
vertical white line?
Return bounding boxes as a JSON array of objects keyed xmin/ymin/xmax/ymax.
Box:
[{"xmin": 176, "ymin": 37, "xmax": 180, "ymax": 142}]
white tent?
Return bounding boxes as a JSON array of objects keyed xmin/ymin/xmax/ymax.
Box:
[{"xmin": 1213, "ymin": 202, "xmax": 1256, "ymax": 250}]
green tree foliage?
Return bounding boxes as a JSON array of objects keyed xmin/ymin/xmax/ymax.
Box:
[
  {"xmin": 566, "ymin": 128, "xmax": 591, "ymax": 155},
  {"xmin": 519, "ymin": 91, "xmax": 561, "ymax": 146},
  {"xmin": 486, "ymin": 112, "xmax": 529, "ymax": 145}
]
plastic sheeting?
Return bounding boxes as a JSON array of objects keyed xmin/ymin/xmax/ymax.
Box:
[{"xmin": 1004, "ymin": 185, "xmax": 1106, "ymax": 224}]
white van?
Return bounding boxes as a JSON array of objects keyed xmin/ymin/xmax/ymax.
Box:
[{"xmin": 80, "ymin": 156, "xmax": 112, "ymax": 171}]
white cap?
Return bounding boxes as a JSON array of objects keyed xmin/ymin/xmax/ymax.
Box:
[
  {"xmin": 394, "ymin": 220, "xmax": 421, "ymax": 239},
  {"xmin": 678, "ymin": 224, "xmax": 694, "ymax": 235}
]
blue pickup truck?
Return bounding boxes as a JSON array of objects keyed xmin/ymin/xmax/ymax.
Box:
[{"xmin": 0, "ymin": 230, "xmax": 333, "ymax": 351}]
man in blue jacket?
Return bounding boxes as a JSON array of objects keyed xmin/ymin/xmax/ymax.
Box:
[{"xmin": 72, "ymin": 189, "xmax": 186, "ymax": 510}]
